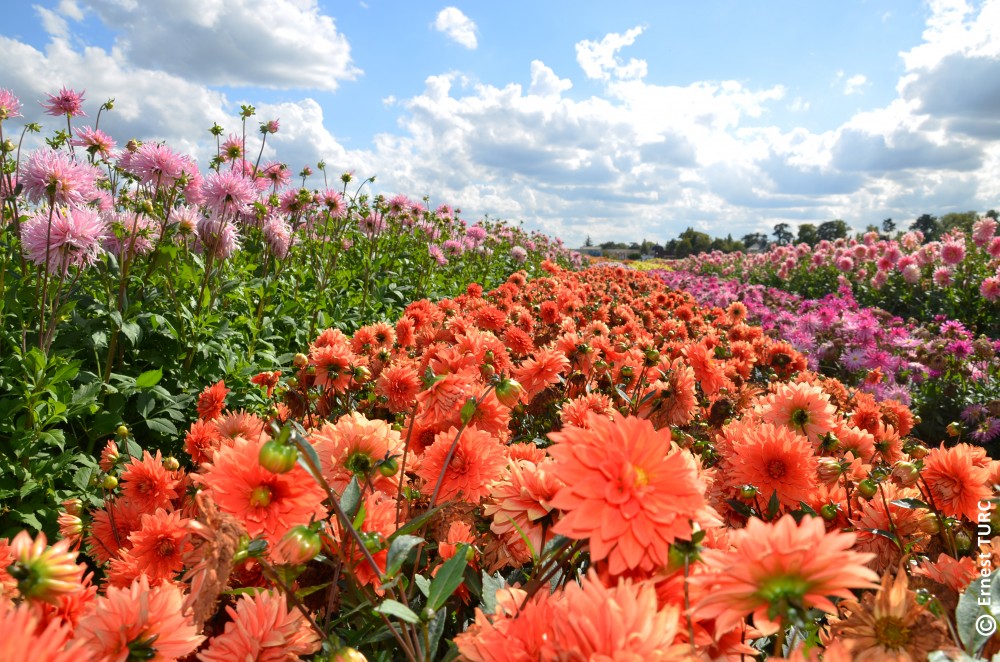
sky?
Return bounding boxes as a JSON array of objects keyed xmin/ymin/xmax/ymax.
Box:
[{"xmin": 1, "ymin": 0, "xmax": 999, "ymax": 247}]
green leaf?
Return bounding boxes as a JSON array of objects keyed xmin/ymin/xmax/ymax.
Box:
[
  {"xmin": 956, "ymin": 569, "xmax": 999, "ymax": 656},
  {"xmin": 890, "ymin": 497, "xmax": 930, "ymax": 510},
  {"xmin": 427, "ymin": 606, "xmax": 447, "ymax": 660},
  {"xmin": 481, "ymin": 571, "xmax": 506, "ymax": 615},
  {"xmin": 134, "ymin": 368, "xmax": 163, "ymax": 389},
  {"xmin": 373, "ymin": 599, "xmax": 420, "ymax": 624},
  {"xmin": 341, "ymin": 476, "xmax": 362, "ymax": 520},
  {"xmin": 414, "ymin": 574, "xmax": 431, "ymax": 598},
  {"xmin": 121, "ymin": 321, "xmax": 142, "ymax": 346},
  {"xmin": 385, "ymin": 535, "xmax": 424, "ymax": 577},
  {"xmin": 144, "ymin": 418, "xmax": 178, "ymax": 437},
  {"xmin": 427, "ymin": 543, "xmax": 469, "ymax": 611},
  {"xmin": 389, "ymin": 504, "xmax": 444, "ymax": 541}
]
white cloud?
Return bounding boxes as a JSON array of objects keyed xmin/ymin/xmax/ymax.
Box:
[
  {"xmin": 35, "ymin": 5, "xmax": 70, "ymax": 39},
  {"xmin": 844, "ymin": 73, "xmax": 868, "ymax": 95},
  {"xmin": 2, "ymin": 3, "xmax": 999, "ymax": 247},
  {"xmin": 83, "ymin": 0, "xmax": 360, "ymax": 91},
  {"xmin": 575, "ymin": 26, "xmax": 647, "ymax": 81},
  {"xmin": 433, "ymin": 7, "xmax": 478, "ymax": 49},
  {"xmin": 528, "ymin": 60, "xmax": 572, "ymax": 98}
]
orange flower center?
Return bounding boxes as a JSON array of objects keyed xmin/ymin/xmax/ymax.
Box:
[
  {"xmin": 250, "ymin": 485, "xmax": 273, "ymax": 508},
  {"xmin": 767, "ymin": 460, "xmax": 786, "ymax": 479},
  {"xmin": 874, "ymin": 616, "xmax": 910, "ymax": 649}
]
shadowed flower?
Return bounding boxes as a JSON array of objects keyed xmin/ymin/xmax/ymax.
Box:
[
  {"xmin": 695, "ymin": 514, "xmax": 878, "ymax": 635},
  {"xmin": 484, "ymin": 459, "xmax": 563, "ymax": 560},
  {"xmin": 71, "ymin": 125, "xmax": 116, "ymax": 158},
  {"xmin": 833, "ymin": 567, "xmax": 952, "ymax": 660},
  {"xmin": 548, "ymin": 414, "xmax": 719, "ymax": 576},
  {"xmin": 75, "ymin": 575, "xmax": 204, "ymax": 661},
  {"xmin": 197, "ymin": 590, "xmax": 321, "ymax": 661}
]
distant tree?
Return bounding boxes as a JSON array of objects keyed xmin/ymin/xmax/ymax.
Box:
[
  {"xmin": 741, "ymin": 233, "xmax": 769, "ymax": 251},
  {"xmin": 815, "ymin": 220, "xmax": 849, "ymax": 242},
  {"xmin": 599, "ymin": 241, "xmax": 628, "ymax": 249},
  {"xmin": 584, "ymin": 235, "xmax": 593, "ymax": 247},
  {"xmin": 881, "ymin": 218, "xmax": 896, "ymax": 235},
  {"xmin": 939, "ymin": 211, "xmax": 978, "ymax": 235},
  {"xmin": 796, "ymin": 223, "xmax": 818, "ymax": 247},
  {"xmin": 910, "ymin": 214, "xmax": 940, "ymax": 242},
  {"xmin": 987, "ymin": 209, "xmax": 998, "ymax": 220},
  {"xmin": 673, "ymin": 228, "xmax": 713, "ymax": 257},
  {"xmin": 773, "ymin": 223, "xmax": 793, "ymax": 246}
]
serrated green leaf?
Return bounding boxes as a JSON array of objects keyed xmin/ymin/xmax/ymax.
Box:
[
  {"xmin": 415, "ymin": 574, "xmax": 431, "ymax": 598},
  {"xmin": 481, "ymin": 571, "xmax": 506, "ymax": 615}
]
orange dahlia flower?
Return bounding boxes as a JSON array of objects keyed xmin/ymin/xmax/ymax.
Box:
[
  {"xmin": 720, "ymin": 420, "xmax": 818, "ymax": 511},
  {"xmin": 198, "ymin": 435, "xmax": 327, "ymax": 546},
  {"xmin": 695, "ymin": 514, "xmax": 878, "ymax": 635},
  {"xmin": 198, "ymin": 590, "xmax": 321, "ymax": 661},
  {"xmin": 548, "ymin": 413, "xmax": 719, "ymax": 576},
  {"xmin": 758, "ymin": 381, "xmax": 837, "ymax": 444},
  {"xmin": 74, "ymin": 575, "xmax": 204, "ymax": 661},
  {"xmin": 920, "ymin": 443, "xmax": 992, "ymax": 521},
  {"xmin": 416, "ymin": 425, "xmax": 507, "ymax": 504}
]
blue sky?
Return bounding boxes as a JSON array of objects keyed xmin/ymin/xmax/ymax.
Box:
[{"xmin": 2, "ymin": 1, "xmax": 999, "ymax": 246}]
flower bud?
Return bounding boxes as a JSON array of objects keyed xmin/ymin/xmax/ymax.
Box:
[
  {"xmin": 259, "ymin": 440, "xmax": 298, "ymax": 474},
  {"xmin": 102, "ymin": 475, "xmax": 118, "ymax": 490},
  {"xmin": 946, "ymin": 422, "xmax": 962, "ymax": 437},
  {"xmin": 816, "ymin": 457, "xmax": 843, "ymax": 486},
  {"xmin": 330, "ymin": 648, "xmax": 368, "ymax": 662},
  {"xmin": 918, "ymin": 513, "xmax": 940, "ymax": 536},
  {"xmin": 738, "ymin": 485, "xmax": 757, "ymax": 499},
  {"xmin": 352, "ymin": 366, "xmax": 372, "ymax": 384},
  {"xmin": 494, "ymin": 378, "xmax": 524, "ymax": 408},
  {"xmin": 7, "ymin": 531, "xmax": 85, "ymax": 604},
  {"xmin": 459, "ymin": 397, "xmax": 478, "ymax": 425},
  {"xmin": 820, "ymin": 503, "xmax": 839, "ymax": 521},
  {"xmin": 292, "ymin": 353, "xmax": 309, "ymax": 369},
  {"xmin": 891, "ymin": 461, "xmax": 920, "ymax": 487},
  {"xmin": 273, "ymin": 525, "xmax": 321, "ymax": 565},
  {"xmin": 163, "ymin": 456, "xmax": 180, "ymax": 471},
  {"xmin": 116, "ymin": 425, "xmax": 129, "ymax": 437},
  {"xmin": 856, "ymin": 478, "xmax": 878, "ymax": 499},
  {"xmin": 908, "ymin": 443, "xmax": 929, "ymax": 460},
  {"xmin": 378, "ymin": 456, "xmax": 399, "ymax": 477}
]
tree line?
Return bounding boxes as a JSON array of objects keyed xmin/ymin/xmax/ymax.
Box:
[{"xmin": 586, "ymin": 210, "xmax": 997, "ymax": 259}]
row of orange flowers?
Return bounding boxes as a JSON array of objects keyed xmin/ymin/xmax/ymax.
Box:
[{"xmin": 2, "ymin": 262, "xmax": 998, "ymax": 660}]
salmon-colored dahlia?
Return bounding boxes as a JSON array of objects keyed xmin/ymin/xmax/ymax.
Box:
[
  {"xmin": 199, "ymin": 435, "xmax": 327, "ymax": 546},
  {"xmin": 197, "ymin": 590, "xmax": 321, "ymax": 661},
  {"xmin": 720, "ymin": 420, "xmax": 818, "ymax": 511},
  {"xmin": 758, "ymin": 381, "xmax": 836, "ymax": 444},
  {"xmin": 197, "ymin": 379, "xmax": 229, "ymax": 420},
  {"xmin": 0, "ymin": 600, "xmax": 81, "ymax": 662},
  {"xmin": 695, "ymin": 514, "xmax": 879, "ymax": 635},
  {"xmin": 920, "ymin": 443, "xmax": 992, "ymax": 521},
  {"xmin": 416, "ymin": 425, "xmax": 507, "ymax": 504},
  {"xmin": 74, "ymin": 575, "xmax": 204, "ymax": 661},
  {"xmin": 455, "ymin": 586, "xmax": 555, "ymax": 662},
  {"xmin": 120, "ymin": 450, "xmax": 180, "ymax": 513},
  {"xmin": 484, "ymin": 459, "xmax": 563, "ymax": 559},
  {"xmin": 310, "ymin": 412, "xmax": 405, "ymax": 494},
  {"xmin": 544, "ymin": 572, "xmax": 688, "ymax": 660},
  {"xmin": 512, "ymin": 348, "xmax": 570, "ymax": 400},
  {"xmin": 548, "ymin": 414, "xmax": 719, "ymax": 576},
  {"xmin": 125, "ymin": 508, "xmax": 193, "ymax": 583},
  {"xmin": 375, "ymin": 361, "xmax": 422, "ymax": 412}
]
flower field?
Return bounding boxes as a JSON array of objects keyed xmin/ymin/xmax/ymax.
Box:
[{"xmin": 2, "ymin": 90, "xmax": 1000, "ymax": 661}]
